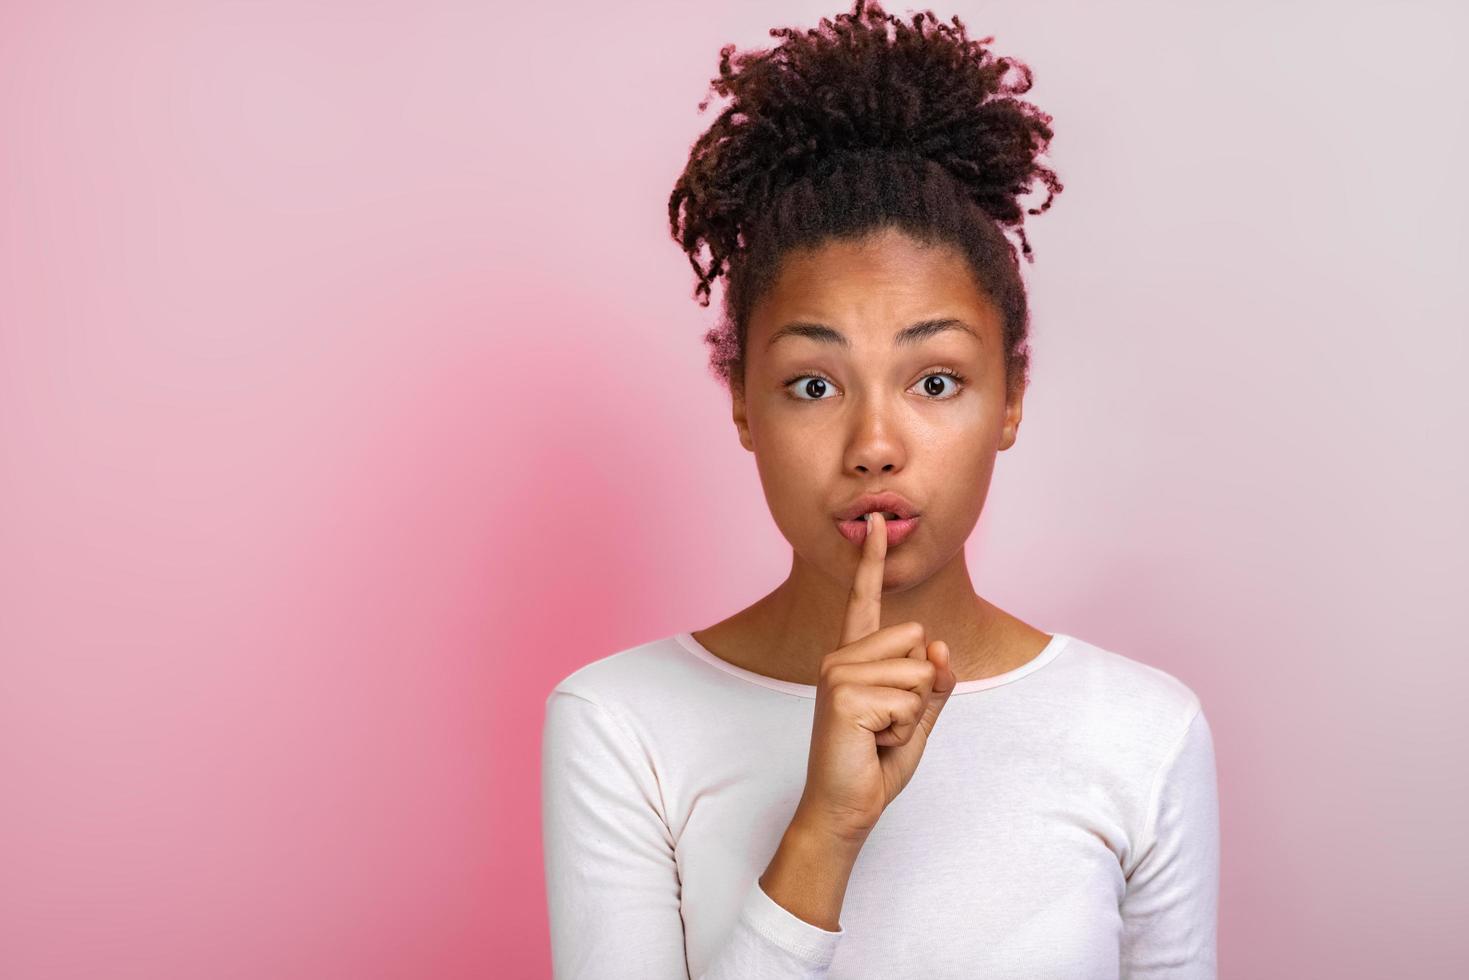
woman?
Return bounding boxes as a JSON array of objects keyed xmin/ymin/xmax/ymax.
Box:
[{"xmin": 541, "ymin": 2, "xmax": 1219, "ymax": 977}]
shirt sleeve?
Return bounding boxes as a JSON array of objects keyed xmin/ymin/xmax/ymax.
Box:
[
  {"xmin": 1119, "ymin": 704, "xmax": 1221, "ymax": 979},
  {"xmin": 541, "ymin": 690, "xmax": 844, "ymax": 979}
]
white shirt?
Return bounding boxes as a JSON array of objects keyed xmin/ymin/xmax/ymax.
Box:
[{"xmin": 541, "ymin": 629, "xmax": 1219, "ymax": 978}]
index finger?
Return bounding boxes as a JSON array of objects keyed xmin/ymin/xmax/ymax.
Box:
[{"xmin": 839, "ymin": 511, "xmax": 887, "ymax": 648}]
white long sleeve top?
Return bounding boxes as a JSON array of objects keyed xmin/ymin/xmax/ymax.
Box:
[{"xmin": 540, "ymin": 629, "xmax": 1219, "ymax": 979}]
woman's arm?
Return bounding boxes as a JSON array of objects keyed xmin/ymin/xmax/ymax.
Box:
[
  {"xmin": 541, "ymin": 690, "xmax": 849, "ymax": 979},
  {"xmin": 1118, "ymin": 705, "xmax": 1221, "ymax": 979}
]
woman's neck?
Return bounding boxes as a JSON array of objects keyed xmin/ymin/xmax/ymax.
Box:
[{"xmin": 693, "ymin": 550, "xmax": 1046, "ymax": 686}]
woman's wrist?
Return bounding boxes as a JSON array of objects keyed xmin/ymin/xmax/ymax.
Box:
[{"xmin": 758, "ymin": 813, "xmax": 867, "ymax": 932}]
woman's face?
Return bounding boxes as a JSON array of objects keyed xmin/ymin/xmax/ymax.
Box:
[{"xmin": 732, "ymin": 225, "xmax": 1024, "ymax": 591}]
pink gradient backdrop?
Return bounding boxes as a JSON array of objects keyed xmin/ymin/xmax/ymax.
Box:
[{"xmin": 1, "ymin": 1, "xmax": 1464, "ymax": 977}]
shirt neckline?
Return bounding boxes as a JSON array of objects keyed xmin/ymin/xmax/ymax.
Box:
[{"xmin": 673, "ymin": 629, "xmax": 1071, "ymax": 699}]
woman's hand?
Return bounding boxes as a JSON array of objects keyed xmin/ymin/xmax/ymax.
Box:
[{"xmin": 793, "ymin": 511, "xmax": 959, "ymax": 847}]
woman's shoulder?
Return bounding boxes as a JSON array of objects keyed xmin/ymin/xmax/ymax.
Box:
[
  {"xmin": 545, "ymin": 632, "xmax": 692, "ymax": 709},
  {"xmin": 1060, "ymin": 632, "xmax": 1201, "ymax": 702},
  {"xmin": 542, "ymin": 631, "xmax": 778, "ymax": 762},
  {"xmin": 1043, "ymin": 631, "xmax": 1207, "ymax": 743},
  {"xmin": 1028, "ymin": 632, "xmax": 1215, "ymax": 812}
]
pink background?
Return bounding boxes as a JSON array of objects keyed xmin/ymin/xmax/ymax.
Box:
[{"xmin": 2, "ymin": 1, "xmax": 1465, "ymax": 977}]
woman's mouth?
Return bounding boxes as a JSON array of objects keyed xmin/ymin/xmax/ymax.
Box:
[{"xmin": 834, "ymin": 514, "xmax": 921, "ymax": 547}]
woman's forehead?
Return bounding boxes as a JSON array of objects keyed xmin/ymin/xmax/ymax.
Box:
[
  {"xmin": 754, "ymin": 246, "xmax": 998, "ymax": 347},
  {"xmin": 764, "ymin": 232, "xmax": 985, "ymax": 306},
  {"xmin": 778, "ymin": 228, "xmax": 964, "ymax": 278}
]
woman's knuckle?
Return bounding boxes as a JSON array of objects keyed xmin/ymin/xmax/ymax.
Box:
[{"xmin": 830, "ymin": 682, "xmax": 856, "ymax": 710}]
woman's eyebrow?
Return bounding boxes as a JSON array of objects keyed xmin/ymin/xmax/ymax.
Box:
[{"xmin": 765, "ymin": 317, "xmax": 980, "ymax": 350}]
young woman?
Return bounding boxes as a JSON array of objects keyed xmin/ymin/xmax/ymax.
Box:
[{"xmin": 541, "ymin": 3, "xmax": 1219, "ymax": 977}]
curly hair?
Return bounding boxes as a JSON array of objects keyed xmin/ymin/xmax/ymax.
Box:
[{"xmin": 667, "ymin": 0, "xmax": 1063, "ymax": 399}]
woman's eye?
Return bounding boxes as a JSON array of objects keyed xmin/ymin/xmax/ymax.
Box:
[
  {"xmin": 785, "ymin": 376, "xmax": 838, "ymax": 401},
  {"xmin": 914, "ymin": 372, "xmax": 964, "ymax": 399}
]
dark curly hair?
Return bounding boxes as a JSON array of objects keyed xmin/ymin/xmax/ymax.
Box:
[{"xmin": 667, "ymin": 0, "xmax": 1063, "ymax": 400}]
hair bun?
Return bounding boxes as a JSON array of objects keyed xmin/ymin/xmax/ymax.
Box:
[{"xmin": 671, "ymin": 0, "xmax": 1063, "ymax": 303}]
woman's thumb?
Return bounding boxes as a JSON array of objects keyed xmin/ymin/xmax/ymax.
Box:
[
  {"xmin": 932, "ymin": 640, "xmax": 958, "ymax": 695},
  {"xmin": 911, "ymin": 640, "xmax": 957, "ymax": 744}
]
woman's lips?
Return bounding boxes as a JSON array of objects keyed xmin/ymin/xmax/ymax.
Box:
[{"xmin": 835, "ymin": 515, "xmax": 921, "ymax": 547}]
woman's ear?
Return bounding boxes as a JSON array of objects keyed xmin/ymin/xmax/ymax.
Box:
[
  {"xmin": 998, "ymin": 380, "xmax": 1026, "ymax": 452},
  {"xmin": 731, "ymin": 383, "xmax": 754, "ymax": 453}
]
